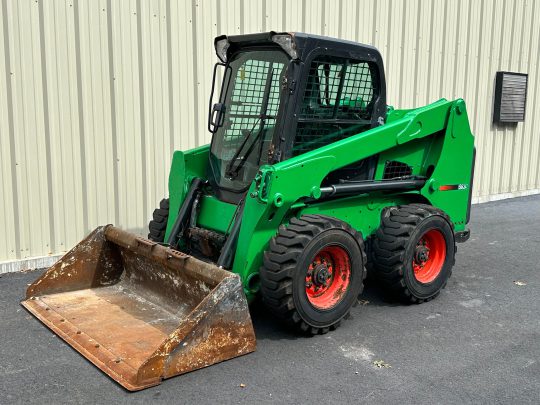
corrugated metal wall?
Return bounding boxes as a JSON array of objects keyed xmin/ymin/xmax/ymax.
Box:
[{"xmin": 1, "ymin": 0, "xmax": 539, "ymax": 266}]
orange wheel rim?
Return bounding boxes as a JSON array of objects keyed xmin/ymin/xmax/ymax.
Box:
[
  {"xmin": 305, "ymin": 246, "xmax": 351, "ymax": 310},
  {"xmin": 412, "ymin": 229, "xmax": 446, "ymax": 284}
]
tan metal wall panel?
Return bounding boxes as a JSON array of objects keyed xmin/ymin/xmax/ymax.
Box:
[
  {"xmin": 0, "ymin": 0, "xmax": 18, "ymax": 261},
  {"xmin": 526, "ymin": 1, "xmax": 540, "ymax": 190},
  {"xmin": 1, "ymin": 0, "xmax": 540, "ymax": 265},
  {"xmin": 6, "ymin": 0, "xmax": 52, "ymax": 260},
  {"xmin": 41, "ymin": 0, "xmax": 85, "ymax": 253}
]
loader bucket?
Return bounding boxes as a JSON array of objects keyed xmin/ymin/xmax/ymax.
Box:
[{"xmin": 21, "ymin": 225, "xmax": 256, "ymax": 391}]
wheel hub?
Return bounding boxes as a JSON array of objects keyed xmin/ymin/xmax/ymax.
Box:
[
  {"xmin": 305, "ymin": 246, "xmax": 351, "ymax": 310},
  {"xmin": 312, "ymin": 263, "xmax": 331, "ymax": 287},
  {"xmin": 414, "ymin": 245, "xmax": 430, "ymax": 265},
  {"xmin": 412, "ymin": 229, "xmax": 447, "ymax": 284}
]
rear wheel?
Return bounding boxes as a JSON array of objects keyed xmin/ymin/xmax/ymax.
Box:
[
  {"xmin": 372, "ymin": 204, "xmax": 456, "ymax": 303},
  {"xmin": 148, "ymin": 198, "xmax": 169, "ymax": 242},
  {"xmin": 260, "ymin": 215, "xmax": 366, "ymax": 335}
]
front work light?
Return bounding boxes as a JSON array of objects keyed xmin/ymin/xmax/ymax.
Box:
[
  {"xmin": 271, "ymin": 34, "xmax": 298, "ymax": 60},
  {"xmin": 215, "ymin": 38, "xmax": 230, "ymax": 62}
]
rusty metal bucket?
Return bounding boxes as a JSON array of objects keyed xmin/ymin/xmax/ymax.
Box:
[{"xmin": 21, "ymin": 225, "xmax": 256, "ymax": 391}]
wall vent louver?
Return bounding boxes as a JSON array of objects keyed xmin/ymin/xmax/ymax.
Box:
[{"xmin": 493, "ymin": 72, "xmax": 528, "ymax": 123}]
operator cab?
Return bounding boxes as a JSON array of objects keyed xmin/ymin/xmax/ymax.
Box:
[{"xmin": 208, "ymin": 32, "xmax": 387, "ymax": 204}]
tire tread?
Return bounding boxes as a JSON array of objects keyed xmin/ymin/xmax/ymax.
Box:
[
  {"xmin": 260, "ymin": 214, "xmax": 367, "ymax": 335},
  {"xmin": 148, "ymin": 198, "xmax": 170, "ymax": 242},
  {"xmin": 372, "ymin": 204, "xmax": 456, "ymax": 303}
]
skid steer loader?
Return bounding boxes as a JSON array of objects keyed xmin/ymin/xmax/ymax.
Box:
[{"xmin": 23, "ymin": 32, "xmax": 475, "ymax": 390}]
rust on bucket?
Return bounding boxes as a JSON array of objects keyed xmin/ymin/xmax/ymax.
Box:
[{"xmin": 22, "ymin": 225, "xmax": 256, "ymax": 391}]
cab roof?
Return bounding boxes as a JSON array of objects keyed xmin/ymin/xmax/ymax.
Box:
[{"xmin": 215, "ymin": 31, "xmax": 383, "ymax": 65}]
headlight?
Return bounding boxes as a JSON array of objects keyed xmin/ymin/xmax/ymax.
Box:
[
  {"xmin": 215, "ymin": 38, "xmax": 230, "ymax": 62},
  {"xmin": 271, "ymin": 34, "xmax": 298, "ymax": 59}
]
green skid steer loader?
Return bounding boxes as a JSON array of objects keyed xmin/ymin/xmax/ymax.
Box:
[{"xmin": 23, "ymin": 32, "xmax": 475, "ymax": 390}]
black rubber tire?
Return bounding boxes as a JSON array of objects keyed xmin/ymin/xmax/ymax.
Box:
[
  {"xmin": 372, "ymin": 203, "xmax": 456, "ymax": 303},
  {"xmin": 260, "ymin": 214, "xmax": 367, "ymax": 335},
  {"xmin": 148, "ymin": 198, "xmax": 170, "ymax": 242}
]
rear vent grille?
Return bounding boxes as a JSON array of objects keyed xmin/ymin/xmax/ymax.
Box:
[
  {"xmin": 383, "ymin": 161, "xmax": 412, "ymax": 180},
  {"xmin": 493, "ymin": 72, "xmax": 528, "ymax": 123}
]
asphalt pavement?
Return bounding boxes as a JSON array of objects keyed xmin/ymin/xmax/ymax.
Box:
[{"xmin": 1, "ymin": 195, "xmax": 539, "ymax": 404}]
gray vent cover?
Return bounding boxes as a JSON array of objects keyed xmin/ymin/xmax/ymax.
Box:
[{"xmin": 493, "ymin": 72, "xmax": 528, "ymax": 123}]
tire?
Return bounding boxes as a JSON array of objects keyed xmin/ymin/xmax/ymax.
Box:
[
  {"xmin": 148, "ymin": 198, "xmax": 170, "ymax": 242},
  {"xmin": 260, "ymin": 215, "xmax": 367, "ymax": 335},
  {"xmin": 372, "ymin": 203, "xmax": 456, "ymax": 303}
]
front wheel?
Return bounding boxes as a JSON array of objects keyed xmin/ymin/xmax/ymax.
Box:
[
  {"xmin": 372, "ymin": 204, "xmax": 456, "ymax": 303},
  {"xmin": 260, "ymin": 215, "xmax": 367, "ymax": 335}
]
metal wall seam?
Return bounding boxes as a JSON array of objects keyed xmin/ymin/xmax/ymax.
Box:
[
  {"xmin": 531, "ymin": 1, "xmax": 540, "ymax": 188},
  {"xmin": 476, "ymin": 0, "xmax": 496, "ymax": 199},
  {"xmin": 507, "ymin": 0, "xmax": 526, "ymax": 194},
  {"xmin": 523, "ymin": 0, "xmax": 540, "ymax": 190}
]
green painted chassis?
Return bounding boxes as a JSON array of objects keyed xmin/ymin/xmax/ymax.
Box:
[{"xmin": 164, "ymin": 98, "xmax": 475, "ymax": 301}]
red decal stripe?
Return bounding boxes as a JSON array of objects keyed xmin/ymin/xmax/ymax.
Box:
[{"xmin": 439, "ymin": 185, "xmax": 459, "ymax": 191}]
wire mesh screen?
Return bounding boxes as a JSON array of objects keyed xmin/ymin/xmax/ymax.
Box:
[
  {"xmin": 339, "ymin": 63, "xmax": 374, "ymax": 116},
  {"xmin": 209, "ymin": 50, "xmax": 288, "ymax": 192},
  {"xmin": 300, "ymin": 63, "xmax": 343, "ymax": 119},
  {"xmin": 221, "ymin": 58, "xmax": 285, "ymax": 163},
  {"xmin": 293, "ymin": 57, "xmax": 376, "ymax": 157},
  {"xmin": 293, "ymin": 122, "xmax": 371, "ymax": 157},
  {"xmin": 382, "ymin": 161, "xmax": 413, "ymax": 180}
]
